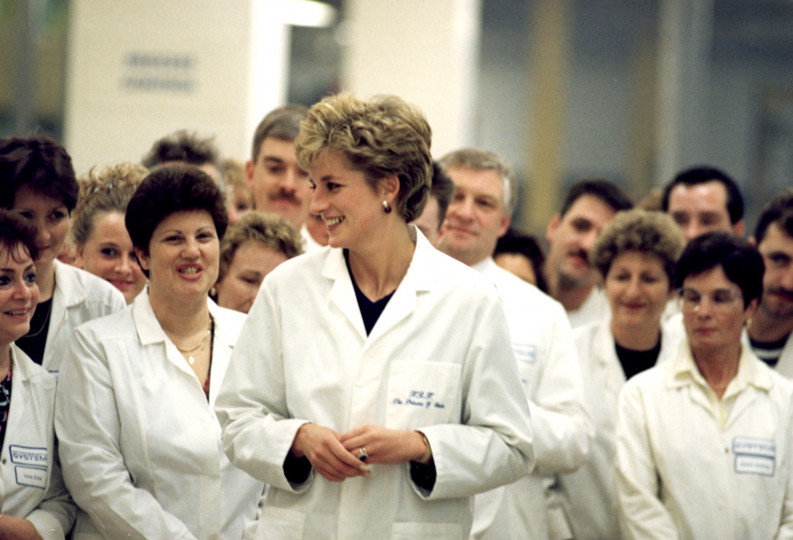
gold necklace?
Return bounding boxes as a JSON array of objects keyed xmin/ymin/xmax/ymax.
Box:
[{"xmin": 174, "ymin": 318, "xmax": 213, "ymax": 365}]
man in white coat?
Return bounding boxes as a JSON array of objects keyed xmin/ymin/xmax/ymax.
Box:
[
  {"xmin": 746, "ymin": 189, "xmax": 793, "ymax": 376},
  {"xmin": 435, "ymin": 148, "xmax": 593, "ymax": 540}
]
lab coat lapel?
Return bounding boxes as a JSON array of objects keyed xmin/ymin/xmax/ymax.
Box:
[
  {"xmin": 322, "ymin": 250, "xmax": 368, "ymax": 340},
  {"xmin": 4, "ymin": 350, "xmax": 32, "ymax": 455},
  {"xmin": 131, "ymin": 292, "xmax": 197, "ymax": 379},
  {"xmin": 206, "ymin": 300, "xmax": 233, "ymax": 407}
]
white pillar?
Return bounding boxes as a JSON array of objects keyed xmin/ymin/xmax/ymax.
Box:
[
  {"xmin": 63, "ymin": 0, "xmax": 292, "ymax": 173},
  {"xmin": 340, "ymin": 0, "xmax": 481, "ymax": 157}
]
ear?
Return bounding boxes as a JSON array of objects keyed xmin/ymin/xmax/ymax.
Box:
[
  {"xmin": 497, "ymin": 213, "xmax": 512, "ymax": 238},
  {"xmin": 134, "ymin": 247, "xmax": 150, "ymax": 272},
  {"xmin": 382, "ymin": 175, "xmax": 400, "ymax": 204},
  {"xmin": 245, "ymin": 160, "xmax": 255, "ymax": 191},
  {"xmin": 74, "ymin": 244, "xmax": 85, "ymax": 269},
  {"xmin": 743, "ymin": 297, "xmax": 759, "ymax": 323},
  {"xmin": 546, "ymin": 213, "xmax": 561, "ymax": 244},
  {"xmin": 733, "ymin": 219, "xmax": 745, "ymax": 238}
]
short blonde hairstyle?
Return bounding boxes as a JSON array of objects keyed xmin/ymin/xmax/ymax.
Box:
[
  {"xmin": 72, "ymin": 162, "xmax": 149, "ymax": 245},
  {"xmin": 591, "ymin": 209, "xmax": 685, "ymax": 284},
  {"xmin": 217, "ymin": 211, "xmax": 303, "ymax": 283},
  {"xmin": 295, "ymin": 93, "xmax": 432, "ymax": 222}
]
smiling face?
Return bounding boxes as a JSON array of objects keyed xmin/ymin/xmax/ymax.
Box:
[
  {"xmin": 214, "ymin": 241, "xmax": 288, "ymax": 314},
  {"xmin": 604, "ymin": 251, "xmax": 671, "ymax": 333},
  {"xmin": 546, "ymin": 195, "xmax": 618, "ymax": 289},
  {"xmin": 246, "ymin": 137, "xmax": 312, "ymax": 226},
  {"xmin": 0, "ymin": 243, "xmax": 40, "ymax": 348},
  {"xmin": 437, "ymin": 166, "xmax": 510, "ymax": 266},
  {"xmin": 308, "ymin": 150, "xmax": 390, "ymax": 253},
  {"xmin": 76, "ymin": 211, "xmax": 146, "ymax": 304},
  {"xmin": 681, "ymin": 265, "xmax": 756, "ymax": 356},
  {"xmin": 757, "ymin": 222, "xmax": 793, "ymax": 320},
  {"xmin": 10, "ymin": 185, "xmax": 69, "ymax": 274},
  {"xmin": 137, "ymin": 210, "xmax": 219, "ymax": 304}
]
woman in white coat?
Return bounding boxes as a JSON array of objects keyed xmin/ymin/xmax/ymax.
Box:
[
  {"xmin": 617, "ymin": 232, "xmax": 793, "ymax": 538},
  {"xmin": 0, "ymin": 210, "xmax": 76, "ymax": 539},
  {"xmin": 54, "ymin": 166, "xmax": 264, "ymax": 539},
  {"xmin": 215, "ymin": 93, "xmax": 535, "ymax": 540},
  {"xmin": 0, "ymin": 136, "xmax": 125, "ymax": 373},
  {"xmin": 556, "ymin": 209, "xmax": 685, "ymax": 539}
]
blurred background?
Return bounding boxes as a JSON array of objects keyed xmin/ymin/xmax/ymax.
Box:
[{"xmin": 2, "ymin": 0, "xmax": 792, "ymax": 234}]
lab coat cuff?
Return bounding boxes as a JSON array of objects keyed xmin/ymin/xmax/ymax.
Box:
[
  {"xmin": 279, "ymin": 419, "xmax": 314, "ymax": 493},
  {"xmin": 26, "ymin": 509, "xmax": 65, "ymax": 540}
]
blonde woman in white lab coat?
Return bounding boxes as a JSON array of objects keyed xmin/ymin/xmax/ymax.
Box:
[
  {"xmin": 0, "ymin": 210, "xmax": 75, "ymax": 539},
  {"xmin": 617, "ymin": 232, "xmax": 793, "ymax": 538},
  {"xmin": 55, "ymin": 166, "xmax": 263, "ymax": 539},
  {"xmin": 0, "ymin": 136, "xmax": 125, "ymax": 374},
  {"xmin": 555, "ymin": 209, "xmax": 685, "ymax": 539},
  {"xmin": 216, "ymin": 93, "xmax": 535, "ymax": 540}
]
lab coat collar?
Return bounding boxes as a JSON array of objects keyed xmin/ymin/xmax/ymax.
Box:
[
  {"xmin": 9, "ymin": 344, "xmax": 51, "ymax": 386},
  {"xmin": 320, "ymin": 225, "xmax": 436, "ymax": 343},
  {"xmin": 668, "ymin": 340, "xmax": 773, "ymax": 394},
  {"xmin": 52, "ymin": 259, "xmax": 89, "ymax": 309}
]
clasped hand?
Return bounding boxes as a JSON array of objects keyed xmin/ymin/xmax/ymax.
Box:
[{"xmin": 290, "ymin": 423, "xmax": 426, "ymax": 482}]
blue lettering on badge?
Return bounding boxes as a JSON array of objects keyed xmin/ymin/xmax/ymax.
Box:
[
  {"xmin": 9, "ymin": 445, "xmax": 48, "ymax": 467},
  {"xmin": 733, "ymin": 436, "xmax": 775, "ymax": 476},
  {"xmin": 394, "ymin": 389, "xmax": 444, "ymax": 410}
]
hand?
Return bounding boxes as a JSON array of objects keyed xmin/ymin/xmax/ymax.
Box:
[
  {"xmin": 290, "ymin": 423, "xmax": 370, "ymax": 482},
  {"xmin": 0, "ymin": 514, "xmax": 43, "ymax": 540},
  {"xmin": 339, "ymin": 424, "xmax": 428, "ymax": 465}
]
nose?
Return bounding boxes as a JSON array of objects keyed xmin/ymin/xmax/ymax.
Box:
[
  {"xmin": 181, "ymin": 237, "xmax": 201, "ymax": 258},
  {"xmin": 694, "ymin": 296, "xmax": 716, "ymax": 317},
  {"xmin": 117, "ymin": 252, "xmax": 134, "ymax": 275},
  {"xmin": 580, "ymin": 229, "xmax": 600, "ymax": 254},
  {"xmin": 625, "ymin": 276, "xmax": 641, "ymax": 297},
  {"xmin": 780, "ymin": 267, "xmax": 793, "ymax": 291},
  {"xmin": 682, "ymin": 223, "xmax": 701, "ymax": 243},
  {"xmin": 309, "ymin": 187, "xmax": 327, "ymax": 217},
  {"xmin": 280, "ymin": 167, "xmax": 299, "ymax": 192},
  {"xmin": 450, "ymin": 196, "xmax": 475, "ymax": 222},
  {"xmin": 11, "ymin": 279, "xmax": 33, "ymax": 300}
]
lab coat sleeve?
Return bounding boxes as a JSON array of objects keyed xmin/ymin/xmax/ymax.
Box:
[
  {"xmin": 54, "ymin": 326, "xmax": 196, "ymax": 540},
  {"xmin": 25, "ymin": 445, "xmax": 77, "ymax": 540},
  {"xmin": 615, "ymin": 378, "xmax": 678, "ymax": 540},
  {"xmin": 415, "ymin": 298, "xmax": 535, "ymax": 500},
  {"xmin": 216, "ymin": 286, "xmax": 313, "ymax": 493},
  {"xmin": 529, "ymin": 311, "xmax": 593, "ymax": 474}
]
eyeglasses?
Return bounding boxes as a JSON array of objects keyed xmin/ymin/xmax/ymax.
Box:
[{"xmin": 676, "ymin": 287, "xmax": 743, "ymax": 313}]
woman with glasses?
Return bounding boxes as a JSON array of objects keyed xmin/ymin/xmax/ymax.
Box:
[
  {"xmin": 555, "ymin": 209, "xmax": 685, "ymax": 540},
  {"xmin": 616, "ymin": 231, "xmax": 793, "ymax": 538}
]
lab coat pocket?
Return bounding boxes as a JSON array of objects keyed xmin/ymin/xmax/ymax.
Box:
[
  {"xmin": 386, "ymin": 362, "xmax": 461, "ymax": 429},
  {"xmin": 244, "ymin": 506, "xmax": 305, "ymax": 539},
  {"xmin": 391, "ymin": 521, "xmax": 462, "ymax": 539}
]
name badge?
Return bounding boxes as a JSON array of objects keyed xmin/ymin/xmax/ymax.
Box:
[
  {"xmin": 15, "ymin": 466, "xmax": 47, "ymax": 489},
  {"xmin": 9, "ymin": 445, "xmax": 49, "ymax": 468},
  {"xmin": 733, "ymin": 436, "xmax": 775, "ymax": 476}
]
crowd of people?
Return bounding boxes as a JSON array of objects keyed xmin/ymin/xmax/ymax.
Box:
[{"xmin": 0, "ymin": 90, "xmax": 791, "ymax": 539}]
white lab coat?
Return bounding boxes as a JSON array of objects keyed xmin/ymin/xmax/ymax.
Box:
[
  {"xmin": 216, "ymin": 229, "xmax": 535, "ymax": 540},
  {"xmin": 616, "ymin": 342, "xmax": 793, "ymax": 539},
  {"xmin": 54, "ymin": 293, "xmax": 264, "ymax": 540},
  {"xmin": 43, "ymin": 260, "xmax": 125, "ymax": 373},
  {"xmin": 0, "ymin": 345, "xmax": 75, "ymax": 539},
  {"xmin": 566, "ymin": 286, "xmax": 610, "ymax": 329},
  {"xmin": 470, "ymin": 258, "xmax": 591, "ymax": 540},
  {"xmin": 556, "ymin": 318, "xmax": 682, "ymax": 540}
]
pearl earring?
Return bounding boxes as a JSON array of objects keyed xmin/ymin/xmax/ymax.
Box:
[{"xmin": 382, "ymin": 200, "xmax": 392, "ymax": 214}]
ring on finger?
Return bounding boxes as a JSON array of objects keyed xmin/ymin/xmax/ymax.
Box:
[{"xmin": 358, "ymin": 447, "xmax": 368, "ymax": 462}]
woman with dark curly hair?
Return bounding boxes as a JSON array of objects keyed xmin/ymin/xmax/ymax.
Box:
[{"xmin": 55, "ymin": 165, "xmax": 263, "ymax": 539}]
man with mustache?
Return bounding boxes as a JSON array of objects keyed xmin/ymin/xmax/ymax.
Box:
[
  {"xmin": 246, "ymin": 104, "xmax": 326, "ymax": 250},
  {"xmin": 435, "ymin": 148, "xmax": 592, "ymax": 540},
  {"xmin": 747, "ymin": 190, "xmax": 793, "ymax": 376},
  {"xmin": 544, "ymin": 180, "xmax": 633, "ymax": 327}
]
